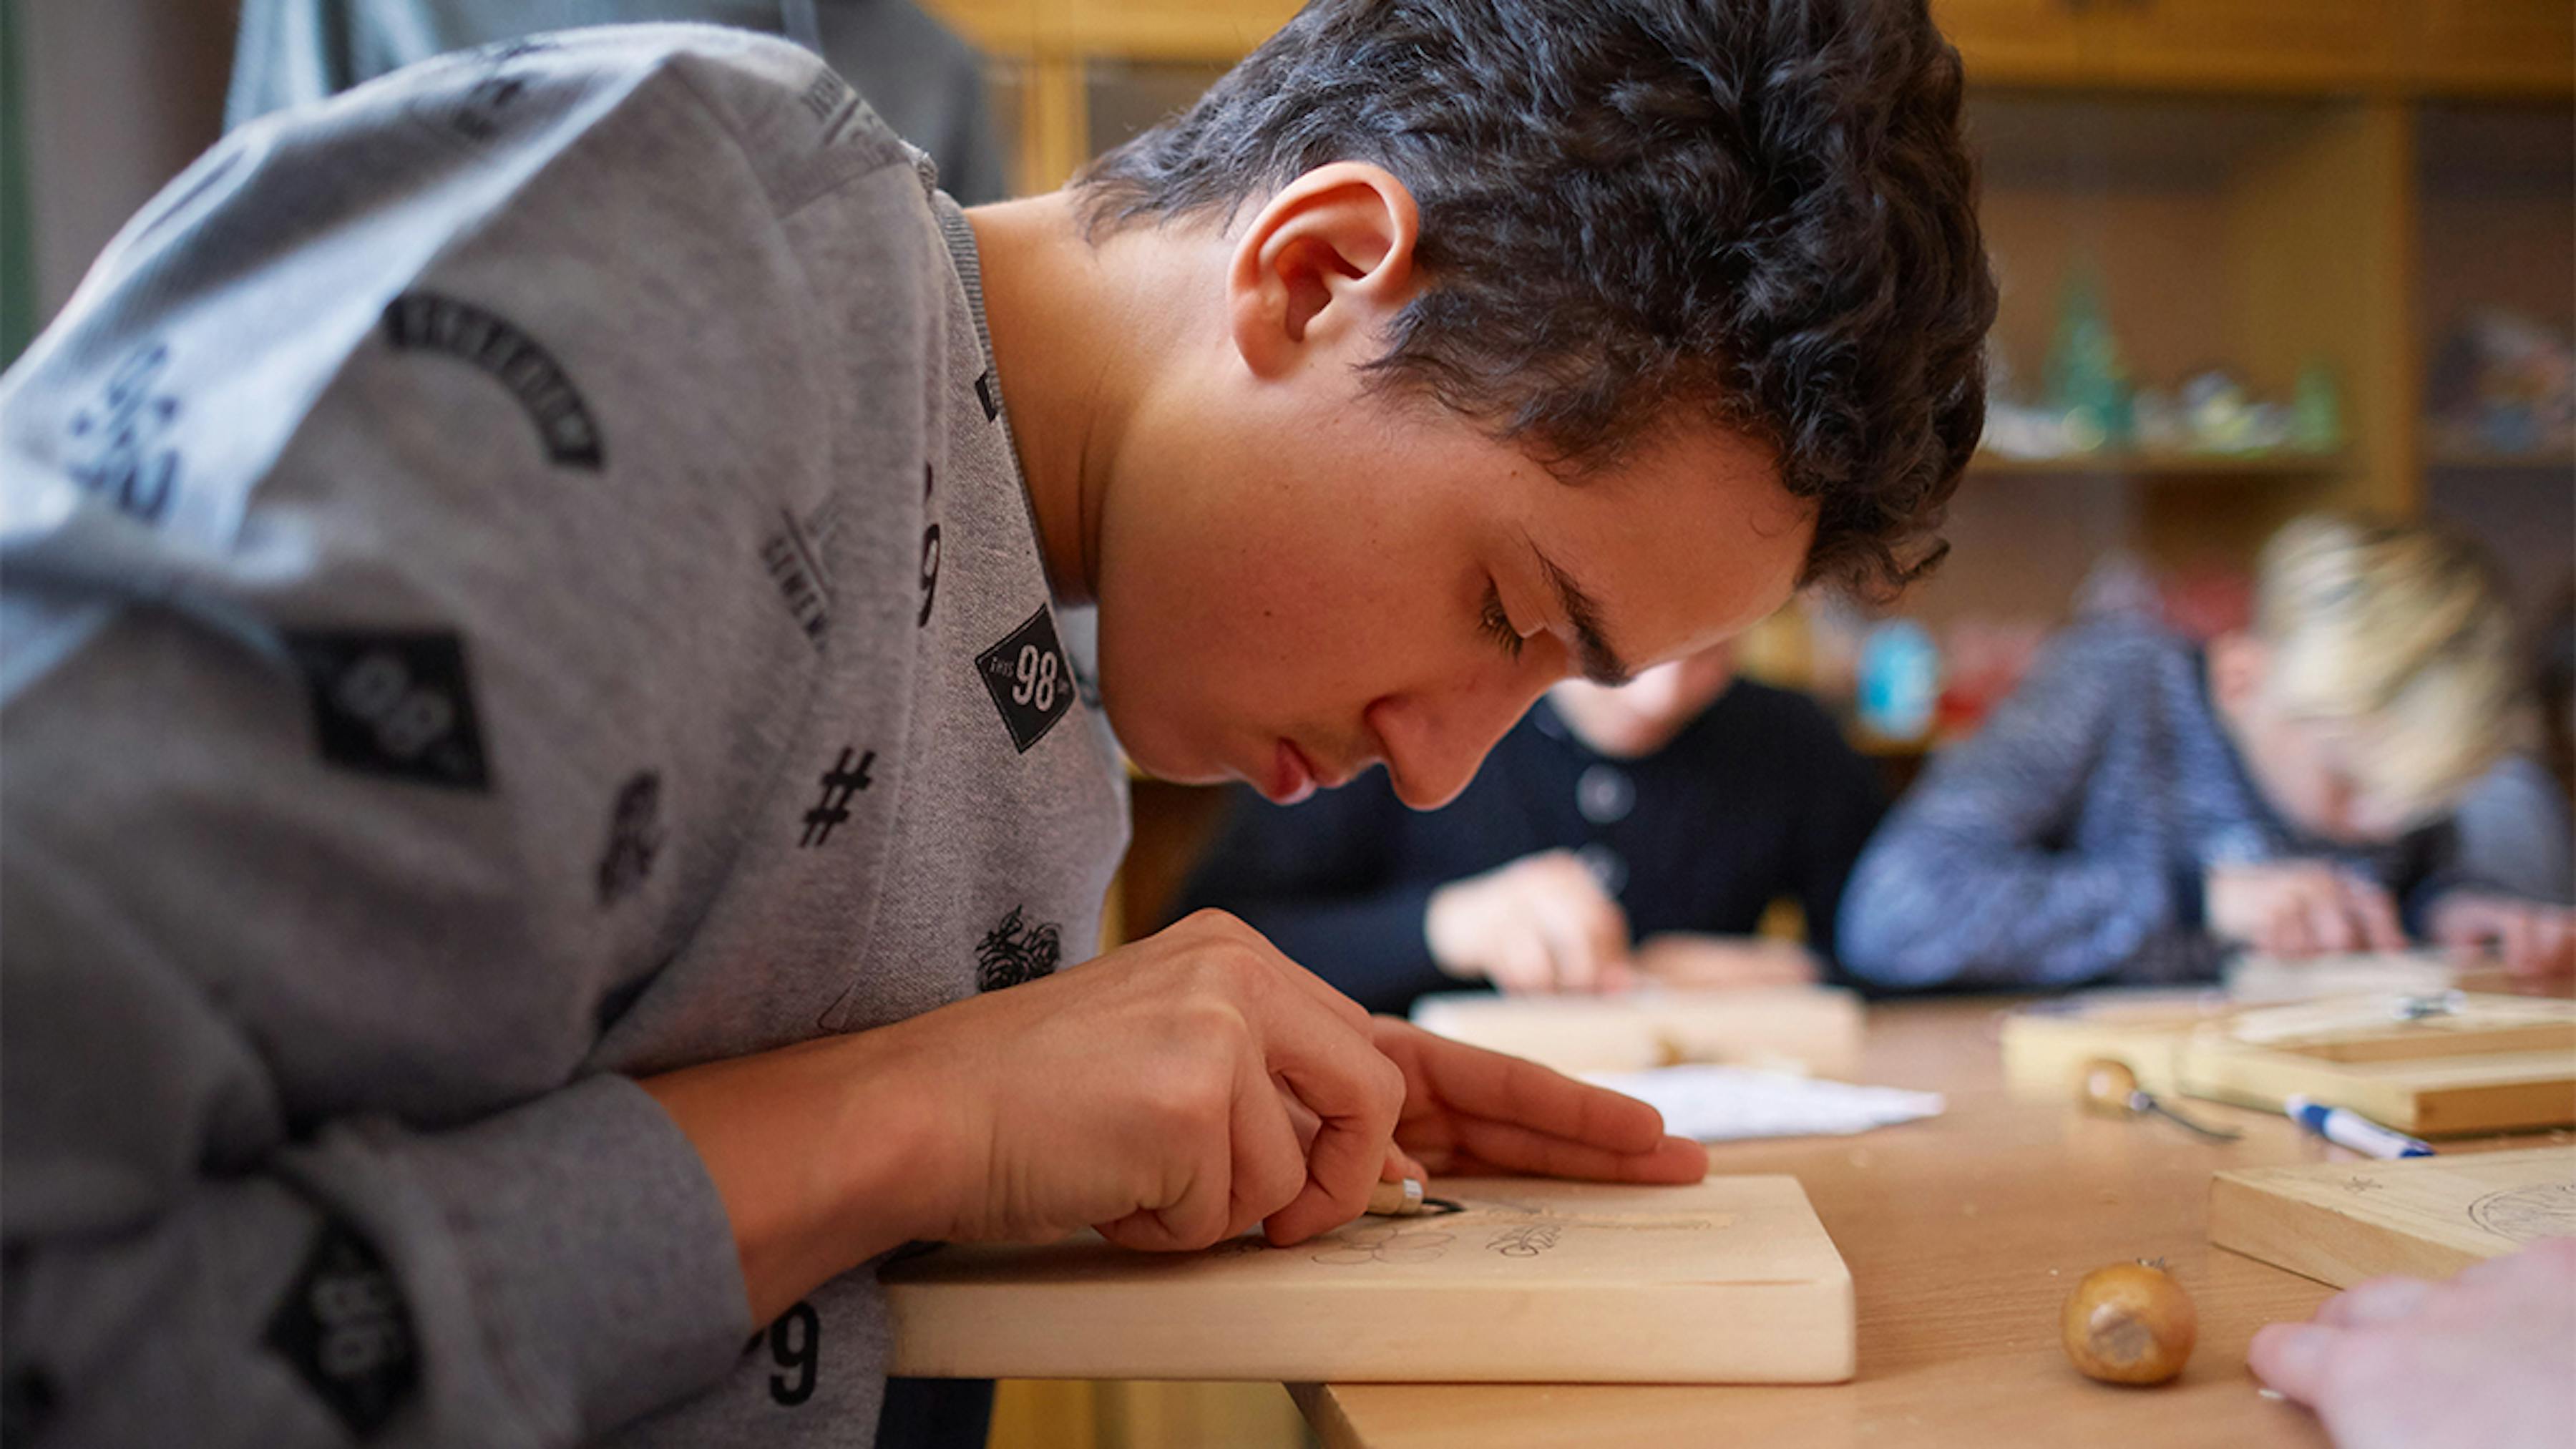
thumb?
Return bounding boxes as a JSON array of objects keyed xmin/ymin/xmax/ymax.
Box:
[{"xmin": 2247, "ymin": 1322, "xmax": 2340, "ymax": 1404}]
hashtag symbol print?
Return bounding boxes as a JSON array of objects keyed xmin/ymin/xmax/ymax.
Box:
[{"xmin": 799, "ymin": 746, "xmax": 874, "ymax": 847}]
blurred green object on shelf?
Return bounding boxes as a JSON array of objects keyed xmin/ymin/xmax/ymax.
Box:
[
  {"xmin": 2044, "ymin": 265, "xmax": 2132, "ymax": 454},
  {"xmin": 2290, "ymin": 359, "xmax": 2343, "ymax": 455}
]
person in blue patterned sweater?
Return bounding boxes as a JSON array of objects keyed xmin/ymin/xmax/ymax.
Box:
[{"xmin": 1840, "ymin": 514, "xmax": 2575, "ymax": 990}]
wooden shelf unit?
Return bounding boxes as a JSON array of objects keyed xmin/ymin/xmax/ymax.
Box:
[
  {"xmin": 1936, "ymin": 0, "xmax": 2576, "ymax": 97},
  {"xmin": 1970, "ymin": 450, "xmax": 2348, "ymax": 479},
  {"xmin": 2426, "ymin": 447, "xmax": 2576, "ymax": 472},
  {"xmin": 2414, "ymin": 97, "xmax": 2576, "ymax": 623}
]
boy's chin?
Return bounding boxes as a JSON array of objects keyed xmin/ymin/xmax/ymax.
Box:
[{"xmin": 1111, "ymin": 731, "xmax": 1232, "ymax": 789}]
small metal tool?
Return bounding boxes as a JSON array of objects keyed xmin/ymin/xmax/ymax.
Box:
[
  {"xmin": 2391, "ymin": 990, "xmax": 2466, "ymax": 1022},
  {"xmin": 1365, "ymin": 1178, "xmax": 1465, "ymax": 1217},
  {"xmin": 2077, "ymin": 1058, "xmax": 2243, "ymax": 1142}
]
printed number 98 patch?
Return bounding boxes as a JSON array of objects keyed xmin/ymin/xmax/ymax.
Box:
[
  {"xmin": 284, "ymin": 630, "xmax": 492, "ymax": 790},
  {"xmin": 975, "ymin": 608, "xmax": 1074, "ymax": 753}
]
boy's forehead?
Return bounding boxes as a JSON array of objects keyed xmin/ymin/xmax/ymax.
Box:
[{"xmin": 1535, "ymin": 427, "xmax": 1810, "ymax": 667}]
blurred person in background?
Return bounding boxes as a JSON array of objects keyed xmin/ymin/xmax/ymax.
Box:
[
  {"xmin": 227, "ymin": 0, "xmax": 1013, "ymax": 204},
  {"xmin": 1839, "ymin": 514, "xmax": 2574, "ymax": 990},
  {"xmin": 1177, "ymin": 642, "xmax": 1888, "ymax": 1015},
  {"xmin": 2537, "ymin": 587, "xmax": 2573, "ymax": 807}
]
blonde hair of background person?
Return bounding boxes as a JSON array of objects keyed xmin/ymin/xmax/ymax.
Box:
[
  {"xmin": 2240, "ymin": 513, "xmax": 2529, "ymax": 836},
  {"xmin": 2204, "ymin": 513, "xmax": 2566, "ymax": 971}
]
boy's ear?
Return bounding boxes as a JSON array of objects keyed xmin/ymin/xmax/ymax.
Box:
[{"xmin": 1226, "ymin": 162, "xmax": 1420, "ymax": 380}]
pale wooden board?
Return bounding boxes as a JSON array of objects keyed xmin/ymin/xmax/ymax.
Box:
[
  {"xmin": 882, "ymin": 1176, "xmax": 1854, "ymax": 1385},
  {"xmin": 2222, "ymin": 950, "xmax": 2537, "ymax": 1005},
  {"xmin": 2179, "ymin": 995, "xmax": 2576, "ymax": 1134},
  {"xmin": 1409, "ymin": 987, "xmax": 1864, "ymax": 1077},
  {"xmin": 2001, "ymin": 991, "xmax": 2576, "ymax": 1135},
  {"xmin": 2217, "ymin": 994, "xmax": 2576, "ymax": 1063},
  {"xmin": 2210, "ymin": 1146, "xmax": 2576, "ymax": 1288},
  {"xmin": 2177, "ymin": 1043, "xmax": 2576, "ymax": 1135},
  {"xmin": 1997, "ymin": 989, "xmax": 2219, "ymax": 1101}
]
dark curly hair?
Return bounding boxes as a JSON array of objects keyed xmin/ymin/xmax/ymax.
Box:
[{"xmin": 1075, "ymin": 0, "xmax": 1995, "ymax": 601}]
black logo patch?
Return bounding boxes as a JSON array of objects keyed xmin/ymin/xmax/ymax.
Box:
[
  {"xmin": 976, "ymin": 905, "xmax": 1063, "ymax": 992},
  {"xmin": 761, "ymin": 509, "xmax": 831, "ymax": 649},
  {"xmin": 975, "ymin": 608, "xmax": 1074, "ymax": 753},
  {"xmin": 283, "ymin": 630, "xmax": 492, "ymax": 791},
  {"xmin": 595, "ymin": 771, "xmax": 663, "ymax": 906},
  {"xmin": 799, "ymin": 746, "xmax": 874, "ymax": 847},
  {"xmin": 974, "ymin": 370, "xmax": 1000, "ymax": 422},
  {"xmin": 381, "ymin": 292, "xmax": 602, "ymax": 469},
  {"xmin": 263, "ymin": 1219, "xmax": 419, "ymax": 1439},
  {"xmin": 66, "ymin": 342, "xmax": 182, "ymax": 525}
]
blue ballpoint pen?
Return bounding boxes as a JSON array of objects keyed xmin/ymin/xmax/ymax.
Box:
[{"xmin": 2285, "ymin": 1094, "xmax": 2434, "ymax": 1159}]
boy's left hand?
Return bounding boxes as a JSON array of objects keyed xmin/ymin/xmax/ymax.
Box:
[{"xmin": 1367, "ymin": 1018, "xmax": 1708, "ymax": 1183}]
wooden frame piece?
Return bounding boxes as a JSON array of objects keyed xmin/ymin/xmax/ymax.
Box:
[
  {"xmin": 886, "ymin": 1176, "xmax": 1855, "ymax": 1384},
  {"xmin": 2210, "ymin": 1146, "xmax": 2576, "ymax": 1288}
]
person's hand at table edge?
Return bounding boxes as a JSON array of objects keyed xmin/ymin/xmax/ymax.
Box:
[
  {"xmin": 2428, "ymin": 892, "xmax": 2576, "ymax": 982},
  {"xmin": 2248, "ymin": 1237, "xmax": 2576, "ymax": 1449},
  {"xmin": 1425, "ymin": 849, "xmax": 1636, "ymax": 995}
]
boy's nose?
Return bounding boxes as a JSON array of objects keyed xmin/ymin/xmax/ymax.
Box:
[{"xmin": 1367, "ymin": 673, "xmax": 1550, "ymax": 810}]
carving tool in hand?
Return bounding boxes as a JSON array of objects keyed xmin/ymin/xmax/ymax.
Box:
[{"xmin": 1365, "ymin": 1178, "xmax": 1465, "ymax": 1216}]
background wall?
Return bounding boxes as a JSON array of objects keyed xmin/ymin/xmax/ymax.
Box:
[{"xmin": 12, "ymin": 0, "xmax": 234, "ymax": 341}]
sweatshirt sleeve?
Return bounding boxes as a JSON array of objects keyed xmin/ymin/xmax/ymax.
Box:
[
  {"xmin": 1174, "ymin": 784, "xmax": 1455, "ymax": 1016},
  {"xmin": 3, "ymin": 889, "xmax": 746, "ymax": 1446},
  {"xmin": 1, "ymin": 30, "xmax": 886, "ymax": 1446},
  {"xmin": 1835, "ymin": 628, "xmax": 2212, "ymax": 989}
]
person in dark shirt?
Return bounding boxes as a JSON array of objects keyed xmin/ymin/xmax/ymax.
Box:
[{"xmin": 1176, "ymin": 643, "xmax": 1888, "ymax": 1015}]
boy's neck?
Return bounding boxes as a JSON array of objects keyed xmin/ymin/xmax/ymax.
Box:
[{"xmin": 965, "ymin": 191, "xmax": 1185, "ymax": 607}]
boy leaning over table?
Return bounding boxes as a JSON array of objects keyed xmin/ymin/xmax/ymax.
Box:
[{"xmin": 0, "ymin": 1, "xmax": 1994, "ymax": 1444}]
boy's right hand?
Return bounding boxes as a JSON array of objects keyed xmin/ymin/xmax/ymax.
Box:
[
  {"xmin": 899, "ymin": 909, "xmax": 1405, "ymax": 1252},
  {"xmin": 2205, "ymin": 860, "xmax": 2407, "ymax": 957},
  {"xmin": 1425, "ymin": 849, "xmax": 1634, "ymax": 993},
  {"xmin": 643, "ymin": 909, "xmax": 1403, "ymax": 1325}
]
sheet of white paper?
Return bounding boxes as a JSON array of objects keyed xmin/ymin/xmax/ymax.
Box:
[{"xmin": 1581, "ymin": 1064, "xmax": 1945, "ymax": 1141}]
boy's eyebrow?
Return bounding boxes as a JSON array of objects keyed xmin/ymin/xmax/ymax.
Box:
[{"xmin": 1535, "ymin": 548, "xmax": 1634, "ymax": 687}]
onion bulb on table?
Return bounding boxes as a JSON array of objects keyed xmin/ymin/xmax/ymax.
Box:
[{"xmin": 2062, "ymin": 1260, "xmax": 2196, "ymax": 1385}]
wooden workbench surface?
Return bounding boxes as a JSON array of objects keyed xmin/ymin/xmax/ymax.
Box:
[{"xmin": 1293, "ymin": 997, "xmax": 2564, "ymax": 1449}]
